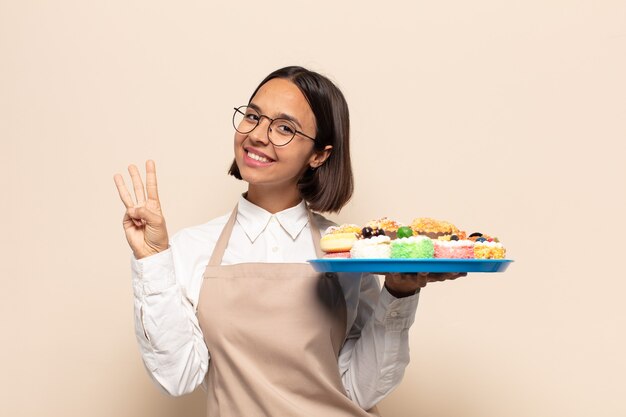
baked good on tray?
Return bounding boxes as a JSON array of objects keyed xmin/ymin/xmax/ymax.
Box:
[
  {"xmin": 411, "ymin": 217, "xmax": 460, "ymax": 239},
  {"xmin": 433, "ymin": 239, "xmax": 475, "ymax": 259},
  {"xmin": 473, "ymin": 240, "xmax": 506, "ymax": 259},
  {"xmin": 391, "ymin": 236, "xmax": 434, "ymax": 259},
  {"xmin": 320, "ymin": 219, "xmax": 506, "ymax": 260},
  {"xmin": 320, "ymin": 224, "xmax": 360, "ymax": 258},
  {"xmin": 350, "ymin": 235, "xmax": 391, "ymax": 258},
  {"xmin": 365, "ymin": 217, "xmax": 402, "ymax": 239}
]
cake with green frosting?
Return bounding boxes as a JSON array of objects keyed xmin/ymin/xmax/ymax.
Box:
[{"xmin": 390, "ymin": 236, "xmax": 434, "ymax": 259}]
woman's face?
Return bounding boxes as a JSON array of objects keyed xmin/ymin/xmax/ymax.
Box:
[{"xmin": 234, "ymin": 78, "xmax": 325, "ymax": 191}]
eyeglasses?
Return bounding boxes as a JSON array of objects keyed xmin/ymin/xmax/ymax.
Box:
[{"xmin": 232, "ymin": 105, "xmax": 316, "ymax": 147}]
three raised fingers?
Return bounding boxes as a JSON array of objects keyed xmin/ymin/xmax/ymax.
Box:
[{"xmin": 113, "ymin": 160, "xmax": 160, "ymax": 208}]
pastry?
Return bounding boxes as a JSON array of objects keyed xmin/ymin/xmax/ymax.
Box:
[
  {"xmin": 434, "ymin": 239, "xmax": 475, "ymax": 259},
  {"xmin": 390, "ymin": 236, "xmax": 434, "ymax": 259},
  {"xmin": 350, "ymin": 235, "xmax": 391, "ymax": 258},
  {"xmin": 320, "ymin": 224, "xmax": 360, "ymax": 255},
  {"xmin": 320, "ymin": 233, "xmax": 357, "ymax": 254},
  {"xmin": 365, "ymin": 217, "xmax": 402, "ymax": 239},
  {"xmin": 474, "ymin": 241, "xmax": 506, "ymax": 259},
  {"xmin": 411, "ymin": 217, "xmax": 460, "ymax": 239}
]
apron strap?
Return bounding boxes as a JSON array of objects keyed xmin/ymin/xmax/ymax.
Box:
[
  {"xmin": 307, "ymin": 209, "xmax": 324, "ymax": 259},
  {"xmin": 209, "ymin": 202, "xmax": 325, "ymax": 266},
  {"xmin": 209, "ymin": 205, "xmax": 239, "ymax": 266}
]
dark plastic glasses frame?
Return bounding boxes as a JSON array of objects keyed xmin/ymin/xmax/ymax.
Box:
[{"xmin": 232, "ymin": 106, "xmax": 316, "ymax": 147}]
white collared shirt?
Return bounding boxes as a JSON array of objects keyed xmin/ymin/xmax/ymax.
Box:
[{"xmin": 130, "ymin": 195, "xmax": 420, "ymax": 410}]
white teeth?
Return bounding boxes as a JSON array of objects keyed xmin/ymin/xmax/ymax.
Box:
[{"xmin": 247, "ymin": 151, "xmax": 271, "ymax": 163}]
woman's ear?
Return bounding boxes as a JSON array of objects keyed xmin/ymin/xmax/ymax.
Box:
[{"xmin": 309, "ymin": 145, "xmax": 333, "ymax": 169}]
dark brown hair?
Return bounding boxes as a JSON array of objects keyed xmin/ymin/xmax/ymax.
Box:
[{"xmin": 228, "ymin": 66, "xmax": 353, "ymax": 213}]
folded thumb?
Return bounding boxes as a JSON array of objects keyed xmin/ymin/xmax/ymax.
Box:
[{"xmin": 134, "ymin": 206, "xmax": 159, "ymax": 224}]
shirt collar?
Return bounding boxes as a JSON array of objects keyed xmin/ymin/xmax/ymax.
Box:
[{"xmin": 237, "ymin": 194, "xmax": 310, "ymax": 242}]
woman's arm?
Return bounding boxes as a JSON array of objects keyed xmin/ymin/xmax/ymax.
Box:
[
  {"xmin": 131, "ymin": 246, "xmax": 209, "ymax": 396},
  {"xmin": 115, "ymin": 161, "xmax": 207, "ymax": 394},
  {"xmin": 337, "ymin": 274, "xmax": 419, "ymax": 410}
]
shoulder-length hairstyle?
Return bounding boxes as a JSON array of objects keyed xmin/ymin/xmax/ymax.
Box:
[{"xmin": 228, "ymin": 66, "xmax": 353, "ymax": 213}]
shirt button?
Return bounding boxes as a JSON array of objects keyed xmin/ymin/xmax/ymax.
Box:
[
  {"xmin": 272, "ymin": 246, "xmax": 279, "ymax": 253},
  {"xmin": 390, "ymin": 311, "xmax": 399, "ymax": 318}
]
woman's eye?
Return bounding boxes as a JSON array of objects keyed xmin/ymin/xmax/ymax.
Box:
[
  {"xmin": 276, "ymin": 123, "xmax": 295, "ymax": 135},
  {"xmin": 245, "ymin": 113, "xmax": 260, "ymax": 122}
]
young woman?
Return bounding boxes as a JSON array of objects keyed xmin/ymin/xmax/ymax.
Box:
[{"xmin": 113, "ymin": 66, "xmax": 464, "ymax": 416}]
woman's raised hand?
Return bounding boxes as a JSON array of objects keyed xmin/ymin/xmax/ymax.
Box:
[{"xmin": 113, "ymin": 160, "xmax": 170, "ymax": 259}]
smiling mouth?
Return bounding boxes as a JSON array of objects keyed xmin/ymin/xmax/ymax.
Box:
[{"xmin": 246, "ymin": 149, "xmax": 275, "ymax": 163}]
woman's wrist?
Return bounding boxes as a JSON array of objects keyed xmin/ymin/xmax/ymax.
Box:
[{"xmin": 384, "ymin": 282, "xmax": 420, "ymax": 298}]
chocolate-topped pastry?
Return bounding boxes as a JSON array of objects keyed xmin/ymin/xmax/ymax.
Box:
[{"xmin": 365, "ymin": 217, "xmax": 401, "ymax": 239}]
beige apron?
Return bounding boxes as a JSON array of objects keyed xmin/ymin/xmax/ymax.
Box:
[{"xmin": 197, "ymin": 205, "xmax": 381, "ymax": 417}]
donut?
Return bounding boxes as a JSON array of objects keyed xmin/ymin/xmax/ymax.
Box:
[{"xmin": 320, "ymin": 232, "xmax": 358, "ymax": 253}]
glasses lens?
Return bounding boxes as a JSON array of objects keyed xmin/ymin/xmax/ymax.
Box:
[
  {"xmin": 268, "ymin": 119, "xmax": 297, "ymax": 146},
  {"xmin": 233, "ymin": 106, "xmax": 258, "ymax": 134}
]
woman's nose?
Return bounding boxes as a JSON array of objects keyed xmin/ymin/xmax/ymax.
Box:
[{"xmin": 247, "ymin": 117, "xmax": 271, "ymax": 145}]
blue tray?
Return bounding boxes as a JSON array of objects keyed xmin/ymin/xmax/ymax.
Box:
[{"xmin": 308, "ymin": 259, "xmax": 513, "ymax": 273}]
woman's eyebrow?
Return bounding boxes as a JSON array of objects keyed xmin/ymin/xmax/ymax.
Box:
[{"xmin": 248, "ymin": 102, "xmax": 303, "ymax": 129}]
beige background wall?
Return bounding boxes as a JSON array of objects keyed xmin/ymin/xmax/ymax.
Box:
[{"xmin": 2, "ymin": 0, "xmax": 625, "ymax": 416}]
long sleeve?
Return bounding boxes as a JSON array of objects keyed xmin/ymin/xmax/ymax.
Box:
[
  {"xmin": 131, "ymin": 247, "xmax": 209, "ymax": 396},
  {"xmin": 338, "ymin": 273, "xmax": 420, "ymax": 410}
]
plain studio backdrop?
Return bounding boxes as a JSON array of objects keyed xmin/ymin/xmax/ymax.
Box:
[{"xmin": 1, "ymin": 1, "xmax": 625, "ymax": 416}]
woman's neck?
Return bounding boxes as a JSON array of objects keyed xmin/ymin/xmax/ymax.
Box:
[{"xmin": 246, "ymin": 184, "xmax": 303, "ymax": 214}]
